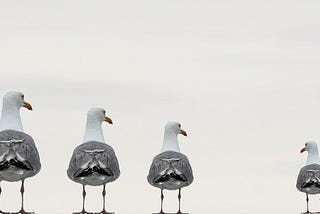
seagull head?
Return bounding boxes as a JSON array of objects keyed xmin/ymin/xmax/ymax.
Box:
[
  {"xmin": 87, "ymin": 107, "xmax": 113, "ymax": 124},
  {"xmin": 3, "ymin": 91, "xmax": 32, "ymax": 111},
  {"xmin": 301, "ymin": 141, "xmax": 318, "ymax": 153},
  {"xmin": 165, "ymin": 122, "xmax": 187, "ymax": 136}
]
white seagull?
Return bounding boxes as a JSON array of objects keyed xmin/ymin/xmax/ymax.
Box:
[
  {"xmin": 147, "ymin": 122, "xmax": 193, "ymax": 214},
  {"xmin": 0, "ymin": 91, "xmax": 41, "ymax": 214},
  {"xmin": 67, "ymin": 107, "xmax": 120, "ymax": 214},
  {"xmin": 297, "ymin": 141, "xmax": 320, "ymax": 214}
]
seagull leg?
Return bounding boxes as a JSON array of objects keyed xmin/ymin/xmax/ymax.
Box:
[
  {"xmin": 153, "ymin": 189, "xmax": 165, "ymax": 214},
  {"xmin": 305, "ymin": 193, "xmax": 310, "ymax": 214},
  {"xmin": 0, "ymin": 183, "xmax": 9, "ymax": 214},
  {"xmin": 102, "ymin": 184, "xmax": 106, "ymax": 212},
  {"xmin": 177, "ymin": 188, "xmax": 181, "ymax": 214},
  {"xmin": 21, "ymin": 179, "xmax": 25, "ymax": 213},
  {"xmin": 159, "ymin": 189, "xmax": 165, "ymax": 214},
  {"xmin": 176, "ymin": 189, "xmax": 188, "ymax": 214},
  {"xmin": 82, "ymin": 185, "xmax": 86, "ymax": 213},
  {"xmin": 96, "ymin": 184, "xmax": 114, "ymax": 214},
  {"xmin": 73, "ymin": 185, "xmax": 93, "ymax": 214},
  {"xmin": 0, "ymin": 182, "xmax": 2, "ymax": 214},
  {"xmin": 9, "ymin": 179, "xmax": 34, "ymax": 214}
]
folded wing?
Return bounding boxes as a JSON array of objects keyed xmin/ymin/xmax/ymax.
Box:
[
  {"xmin": 148, "ymin": 151, "xmax": 193, "ymax": 190},
  {"xmin": 67, "ymin": 141, "xmax": 120, "ymax": 186},
  {"xmin": 0, "ymin": 130, "xmax": 41, "ymax": 181},
  {"xmin": 297, "ymin": 164, "xmax": 320, "ymax": 194}
]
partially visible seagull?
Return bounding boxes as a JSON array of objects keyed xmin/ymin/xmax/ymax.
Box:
[
  {"xmin": 297, "ymin": 141, "xmax": 320, "ymax": 214},
  {"xmin": 0, "ymin": 91, "xmax": 41, "ymax": 214},
  {"xmin": 67, "ymin": 107, "xmax": 120, "ymax": 214},
  {"xmin": 148, "ymin": 122, "xmax": 193, "ymax": 214}
]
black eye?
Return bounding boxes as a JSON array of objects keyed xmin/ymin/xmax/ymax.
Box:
[
  {"xmin": 21, "ymin": 95, "xmax": 24, "ymax": 99},
  {"xmin": 305, "ymin": 143, "xmax": 307, "ymax": 146},
  {"xmin": 103, "ymin": 110, "xmax": 106, "ymax": 115},
  {"xmin": 178, "ymin": 124, "xmax": 181, "ymax": 128}
]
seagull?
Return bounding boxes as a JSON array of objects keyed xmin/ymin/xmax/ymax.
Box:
[
  {"xmin": 0, "ymin": 91, "xmax": 41, "ymax": 214},
  {"xmin": 147, "ymin": 122, "xmax": 193, "ymax": 214},
  {"xmin": 67, "ymin": 107, "xmax": 120, "ymax": 214},
  {"xmin": 297, "ymin": 141, "xmax": 320, "ymax": 214}
]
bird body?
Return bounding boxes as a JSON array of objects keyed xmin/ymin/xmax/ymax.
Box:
[
  {"xmin": 67, "ymin": 140, "xmax": 120, "ymax": 186},
  {"xmin": 67, "ymin": 107, "xmax": 119, "ymax": 214},
  {"xmin": 297, "ymin": 141, "xmax": 320, "ymax": 213},
  {"xmin": 0, "ymin": 130, "xmax": 41, "ymax": 182},
  {"xmin": 297, "ymin": 141, "xmax": 320, "ymax": 194},
  {"xmin": 0, "ymin": 91, "xmax": 40, "ymax": 214},
  {"xmin": 148, "ymin": 122, "xmax": 193, "ymax": 214},
  {"xmin": 147, "ymin": 151, "xmax": 193, "ymax": 191}
]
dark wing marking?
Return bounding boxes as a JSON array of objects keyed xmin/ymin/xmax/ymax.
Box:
[
  {"xmin": 170, "ymin": 172, "xmax": 187, "ymax": 182},
  {"xmin": 93, "ymin": 166, "xmax": 113, "ymax": 176},
  {"xmin": 75, "ymin": 166, "xmax": 113, "ymax": 178},
  {"xmin": 155, "ymin": 174, "xmax": 170, "ymax": 183},
  {"xmin": 302, "ymin": 180, "xmax": 320, "ymax": 189},
  {"xmin": 155, "ymin": 172, "xmax": 187, "ymax": 183},
  {"xmin": 9, "ymin": 158, "xmax": 33, "ymax": 170},
  {"xmin": 0, "ymin": 160, "xmax": 9, "ymax": 170}
]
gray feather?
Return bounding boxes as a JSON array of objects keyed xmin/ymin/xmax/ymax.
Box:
[
  {"xmin": 147, "ymin": 151, "xmax": 193, "ymax": 190},
  {"xmin": 67, "ymin": 141, "xmax": 120, "ymax": 186},
  {"xmin": 0, "ymin": 129, "xmax": 41, "ymax": 181},
  {"xmin": 297, "ymin": 164, "xmax": 320, "ymax": 194}
]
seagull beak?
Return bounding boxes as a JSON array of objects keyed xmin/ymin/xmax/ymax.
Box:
[
  {"xmin": 104, "ymin": 116, "xmax": 113, "ymax": 124},
  {"xmin": 23, "ymin": 102, "xmax": 33, "ymax": 111},
  {"xmin": 300, "ymin": 147, "xmax": 306, "ymax": 153},
  {"xmin": 179, "ymin": 129, "xmax": 187, "ymax": 136}
]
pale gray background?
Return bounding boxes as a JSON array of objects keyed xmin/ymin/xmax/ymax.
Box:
[{"xmin": 1, "ymin": 0, "xmax": 320, "ymax": 213}]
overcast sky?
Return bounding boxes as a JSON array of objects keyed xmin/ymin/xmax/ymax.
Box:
[{"xmin": 1, "ymin": 1, "xmax": 320, "ymax": 213}]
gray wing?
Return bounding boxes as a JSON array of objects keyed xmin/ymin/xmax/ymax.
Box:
[
  {"xmin": 67, "ymin": 141, "xmax": 120, "ymax": 183},
  {"xmin": 297, "ymin": 164, "xmax": 320, "ymax": 194},
  {"xmin": 0, "ymin": 129, "xmax": 41, "ymax": 177},
  {"xmin": 147, "ymin": 151, "xmax": 193, "ymax": 189}
]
